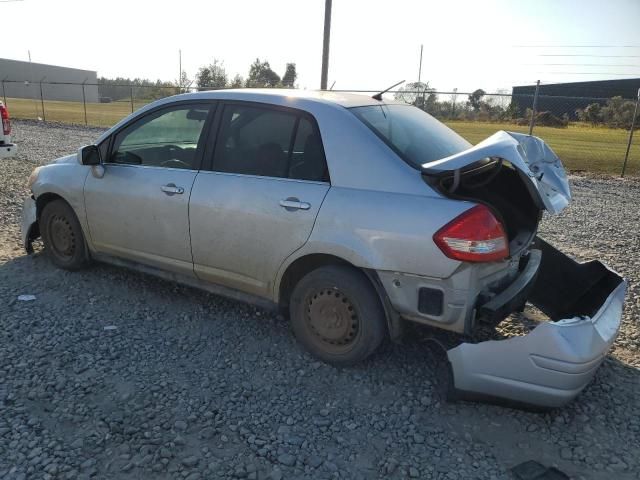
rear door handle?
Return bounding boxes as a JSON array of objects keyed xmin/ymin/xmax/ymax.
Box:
[
  {"xmin": 280, "ymin": 198, "xmax": 311, "ymax": 211},
  {"xmin": 161, "ymin": 184, "xmax": 184, "ymax": 195}
]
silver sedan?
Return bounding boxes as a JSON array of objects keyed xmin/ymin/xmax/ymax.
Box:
[{"xmin": 22, "ymin": 89, "xmax": 626, "ymax": 408}]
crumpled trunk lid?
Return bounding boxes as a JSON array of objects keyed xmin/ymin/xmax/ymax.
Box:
[{"xmin": 421, "ymin": 131, "xmax": 571, "ymax": 215}]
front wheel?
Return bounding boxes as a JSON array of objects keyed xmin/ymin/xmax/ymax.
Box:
[
  {"xmin": 40, "ymin": 199, "xmax": 90, "ymax": 270},
  {"xmin": 289, "ymin": 265, "xmax": 387, "ymax": 366}
]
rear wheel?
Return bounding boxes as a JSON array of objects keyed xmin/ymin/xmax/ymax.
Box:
[
  {"xmin": 289, "ymin": 265, "xmax": 386, "ymax": 366},
  {"xmin": 41, "ymin": 199, "xmax": 89, "ymax": 270}
]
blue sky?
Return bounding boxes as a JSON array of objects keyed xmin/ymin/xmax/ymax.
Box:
[{"xmin": 1, "ymin": 0, "xmax": 639, "ymax": 92}]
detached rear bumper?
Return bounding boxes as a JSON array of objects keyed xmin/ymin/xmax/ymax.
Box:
[{"xmin": 447, "ymin": 238, "xmax": 626, "ymax": 408}]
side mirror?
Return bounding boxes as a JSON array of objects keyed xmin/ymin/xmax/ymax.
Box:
[{"xmin": 79, "ymin": 145, "xmax": 101, "ymax": 166}]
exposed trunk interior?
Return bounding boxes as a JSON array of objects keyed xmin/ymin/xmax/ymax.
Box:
[{"xmin": 424, "ymin": 159, "xmax": 542, "ymax": 257}]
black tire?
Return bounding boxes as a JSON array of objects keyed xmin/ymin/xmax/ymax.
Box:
[
  {"xmin": 40, "ymin": 199, "xmax": 90, "ymax": 270},
  {"xmin": 289, "ymin": 265, "xmax": 387, "ymax": 366}
]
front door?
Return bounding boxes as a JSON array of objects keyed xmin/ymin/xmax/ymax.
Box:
[
  {"xmin": 189, "ymin": 102, "xmax": 330, "ymax": 298},
  {"xmin": 84, "ymin": 103, "xmax": 213, "ymax": 276}
]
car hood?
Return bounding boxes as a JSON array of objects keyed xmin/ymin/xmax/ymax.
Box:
[
  {"xmin": 421, "ymin": 131, "xmax": 571, "ymax": 214},
  {"xmin": 51, "ymin": 153, "xmax": 78, "ymax": 165}
]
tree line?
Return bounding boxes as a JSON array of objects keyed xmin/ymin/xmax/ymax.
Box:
[
  {"xmin": 194, "ymin": 59, "xmax": 297, "ymax": 90},
  {"xmin": 96, "ymin": 77, "xmax": 179, "ymax": 102},
  {"xmin": 575, "ymin": 97, "xmax": 639, "ymax": 129},
  {"xmin": 97, "ymin": 68, "xmax": 638, "ymax": 130},
  {"xmin": 394, "ymin": 82, "xmax": 522, "ymax": 123},
  {"xmin": 97, "ymin": 58, "xmax": 297, "ymax": 102},
  {"xmin": 394, "ymin": 81, "xmax": 639, "ymax": 129}
]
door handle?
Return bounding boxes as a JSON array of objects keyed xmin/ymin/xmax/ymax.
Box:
[
  {"xmin": 161, "ymin": 184, "xmax": 184, "ymax": 195},
  {"xmin": 280, "ymin": 198, "xmax": 311, "ymax": 211}
]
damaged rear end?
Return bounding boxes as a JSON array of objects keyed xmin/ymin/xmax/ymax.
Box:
[{"xmin": 423, "ymin": 131, "xmax": 626, "ymax": 408}]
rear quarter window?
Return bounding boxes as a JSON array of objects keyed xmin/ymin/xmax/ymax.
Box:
[{"xmin": 350, "ymin": 104, "xmax": 471, "ymax": 168}]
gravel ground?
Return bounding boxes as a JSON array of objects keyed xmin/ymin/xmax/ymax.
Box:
[{"xmin": 1, "ymin": 120, "xmax": 639, "ymax": 480}]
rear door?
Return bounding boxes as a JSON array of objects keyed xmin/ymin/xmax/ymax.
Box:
[
  {"xmin": 189, "ymin": 102, "xmax": 330, "ymax": 298},
  {"xmin": 84, "ymin": 102, "xmax": 214, "ymax": 276}
]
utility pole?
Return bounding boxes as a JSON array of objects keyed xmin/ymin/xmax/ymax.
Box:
[
  {"xmin": 451, "ymin": 87, "xmax": 458, "ymax": 118},
  {"xmin": 528, "ymin": 79, "xmax": 540, "ymax": 136},
  {"xmin": 320, "ymin": 0, "xmax": 332, "ymax": 90},
  {"xmin": 179, "ymin": 49, "xmax": 182, "ymax": 93},
  {"xmin": 28, "ymin": 50, "xmax": 39, "ymax": 119},
  {"xmin": 39, "ymin": 76, "xmax": 46, "ymax": 122},
  {"xmin": 418, "ymin": 44, "xmax": 423, "ymax": 83},
  {"xmin": 82, "ymin": 78, "xmax": 88, "ymax": 125},
  {"xmin": 621, "ymin": 88, "xmax": 640, "ymax": 177}
]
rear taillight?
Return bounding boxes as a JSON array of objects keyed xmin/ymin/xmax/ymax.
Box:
[
  {"xmin": 433, "ymin": 204, "xmax": 509, "ymax": 262},
  {"xmin": 1, "ymin": 104, "xmax": 10, "ymax": 136}
]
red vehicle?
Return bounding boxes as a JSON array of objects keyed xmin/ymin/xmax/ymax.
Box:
[{"xmin": 0, "ymin": 101, "xmax": 17, "ymax": 158}]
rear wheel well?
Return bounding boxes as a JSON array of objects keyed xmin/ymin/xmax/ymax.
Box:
[
  {"xmin": 279, "ymin": 254, "xmax": 403, "ymax": 341},
  {"xmin": 279, "ymin": 254, "xmax": 355, "ymax": 313}
]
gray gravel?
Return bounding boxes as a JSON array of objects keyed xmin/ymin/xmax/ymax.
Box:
[{"xmin": 1, "ymin": 120, "xmax": 639, "ymax": 480}]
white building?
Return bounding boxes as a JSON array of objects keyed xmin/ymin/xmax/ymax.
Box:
[{"xmin": 0, "ymin": 58, "xmax": 99, "ymax": 102}]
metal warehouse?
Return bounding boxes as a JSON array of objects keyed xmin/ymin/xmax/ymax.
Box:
[
  {"xmin": 0, "ymin": 58, "xmax": 99, "ymax": 103},
  {"xmin": 512, "ymin": 78, "xmax": 640, "ymax": 119}
]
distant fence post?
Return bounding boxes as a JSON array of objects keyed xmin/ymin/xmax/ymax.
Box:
[
  {"xmin": 39, "ymin": 78, "xmax": 46, "ymax": 122},
  {"xmin": 528, "ymin": 79, "xmax": 540, "ymax": 136},
  {"xmin": 621, "ymin": 88, "xmax": 640, "ymax": 178},
  {"xmin": 130, "ymin": 87, "xmax": 134, "ymax": 113},
  {"xmin": 82, "ymin": 80, "xmax": 88, "ymax": 126},
  {"xmin": 451, "ymin": 87, "xmax": 457, "ymax": 119}
]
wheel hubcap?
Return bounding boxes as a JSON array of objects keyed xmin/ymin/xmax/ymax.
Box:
[
  {"xmin": 49, "ymin": 215, "xmax": 75, "ymax": 258},
  {"xmin": 306, "ymin": 289, "xmax": 359, "ymax": 347}
]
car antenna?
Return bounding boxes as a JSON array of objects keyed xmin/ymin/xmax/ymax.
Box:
[{"xmin": 372, "ymin": 80, "xmax": 404, "ymax": 101}]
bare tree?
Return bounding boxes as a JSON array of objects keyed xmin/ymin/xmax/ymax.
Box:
[{"xmin": 394, "ymin": 81, "xmax": 434, "ymax": 109}]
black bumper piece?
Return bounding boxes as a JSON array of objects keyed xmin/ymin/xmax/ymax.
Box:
[{"xmin": 477, "ymin": 249, "xmax": 541, "ymax": 324}]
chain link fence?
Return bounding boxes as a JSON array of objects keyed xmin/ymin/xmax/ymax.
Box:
[
  {"xmin": 2, "ymin": 79, "xmax": 639, "ymax": 176},
  {"xmin": 337, "ymin": 85, "xmax": 640, "ymax": 177}
]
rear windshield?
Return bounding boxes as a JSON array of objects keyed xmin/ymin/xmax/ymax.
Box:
[{"xmin": 350, "ymin": 104, "xmax": 471, "ymax": 168}]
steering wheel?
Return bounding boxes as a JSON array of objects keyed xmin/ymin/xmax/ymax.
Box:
[
  {"xmin": 160, "ymin": 145, "xmax": 190, "ymax": 169},
  {"xmin": 165, "ymin": 144, "xmax": 184, "ymax": 155},
  {"xmin": 161, "ymin": 159, "xmax": 191, "ymax": 168}
]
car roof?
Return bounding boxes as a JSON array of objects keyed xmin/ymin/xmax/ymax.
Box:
[
  {"xmin": 97, "ymin": 89, "xmax": 407, "ymax": 144},
  {"xmin": 171, "ymin": 89, "xmax": 402, "ymax": 109}
]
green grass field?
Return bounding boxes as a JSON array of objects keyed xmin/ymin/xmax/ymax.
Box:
[
  {"xmin": 445, "ymin": 120, "xmax": 639, "ymax": 175},
  {"xmin": 5, "ymin": 96, "xmax": 639, "ymax": 175},
  {"xmin": 5, "ymin": 97, "xmax": 149, "ymax": 127}
]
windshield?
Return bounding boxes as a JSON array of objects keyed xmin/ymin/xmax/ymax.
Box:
[{"xmin": 350, "ymin": 104, "xmax": 471, "ymax": 168}]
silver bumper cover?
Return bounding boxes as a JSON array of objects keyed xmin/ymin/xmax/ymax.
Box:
[
  {"xmin": 447, "ymin": 238, "xmax": 626, "ymax": 408},
  {"xmin": 21, "ymin": 196, "xmax": 37, "ymax": 253},
  {"xmin": 0, "ymin": 143, "xmax": 17, "ymax": 159}
]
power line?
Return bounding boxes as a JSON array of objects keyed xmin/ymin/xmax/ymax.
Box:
[
  {"xmin": 539, "ymin": 72, "xmax": 640, "ymax": 76},
  {"xmin": 514, "ymin": 45, "xmax": 640, "ymax": 48},
  {"xmin": 539, "ymin": 54, "xmax": 640, "ymax": 58},
  {"xmin": 527, "ymin": 63, "xmax": 639, "ymax": 67}
]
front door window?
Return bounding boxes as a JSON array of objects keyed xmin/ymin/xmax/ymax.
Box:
[{"xmin": 110, "ymin": 105, "xmax": 210, "ymax": 170}]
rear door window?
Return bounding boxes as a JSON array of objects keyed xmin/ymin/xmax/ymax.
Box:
[{"xmin": 212, "ymin": 104, "xmax": 329, "ymax": 182}]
